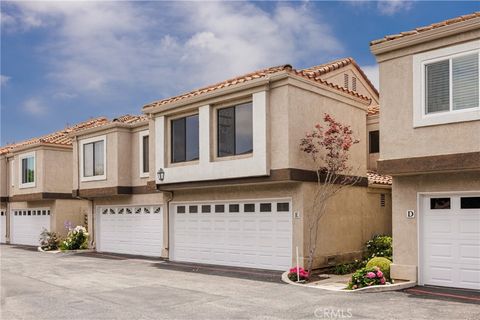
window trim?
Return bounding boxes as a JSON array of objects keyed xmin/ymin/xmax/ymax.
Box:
[
  {"xmin": 216, "ymin": 102, "xmax": 253, "ymax": 158},
  {"xmin": 79, "ymin": 135, "xmax": 107, "ymax": 182},
  {"xmin": 18, "ymin": 151, "xmax": 35, "ymax": 189},
  {"xmin": 413, "ymin": 40, "xmax": 480, "ymax": 127},
  {"xmin": 138, "ymin": 130, "xmax": 149, "ymax": 178}
]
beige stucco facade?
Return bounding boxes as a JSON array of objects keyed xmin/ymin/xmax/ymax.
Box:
[{"xmin": 372, "ymin": 19, "xmax": 480, "ymax": 282}]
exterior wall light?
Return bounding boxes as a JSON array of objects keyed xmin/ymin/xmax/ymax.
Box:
[{"xmin": 157, "ymin": 168, "xmax": 165, "ymax": 181}]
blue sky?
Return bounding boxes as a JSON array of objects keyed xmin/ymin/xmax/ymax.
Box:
[{"xmin": 1, "ymin": 1, "xmax": 479, "ymax": 145}]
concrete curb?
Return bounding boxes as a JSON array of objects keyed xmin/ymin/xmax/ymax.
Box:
[
  {"xmin": 37, "ymin": 247, "xmax": 95, "ymax": 254},
  {"xmin": 281, "ymin": 271, "xmax": 416, "ymax": 293}
]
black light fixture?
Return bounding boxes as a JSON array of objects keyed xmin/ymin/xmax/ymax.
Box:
[{"xmin": 157, "ymin": 168, "xmax": 165, "ymax": 181}]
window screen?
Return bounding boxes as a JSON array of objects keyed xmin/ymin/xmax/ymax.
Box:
[{"xmin": 425, "ymin": 60, "xmax": 450, "ymax": 114}]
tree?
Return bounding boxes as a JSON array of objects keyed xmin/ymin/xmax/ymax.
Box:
[{"xmin": 300, "ymin": 113, "xmax": 361, "ymax": 273}]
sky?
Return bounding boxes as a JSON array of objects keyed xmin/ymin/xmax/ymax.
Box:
[{"xmin": 1, "ymin": 1, "xmax": 479, "ymax": 145}]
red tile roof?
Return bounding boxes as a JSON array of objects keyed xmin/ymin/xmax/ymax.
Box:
[
  {"xmin": 301, "ymin": 57, "xmax": 379, "ymax": 97},
  {"xmin": 112, "ymin": 114, "xmax": 148, "ymax": 124},
  {"xmin": 367, "ymin": 105, "xmax": 380, "ymax": 116},
  {"xmin": 367, "ymin": 171, "xmax": 392, "ymax": 186},
  {"xmin": 0, "ymin": 117, "xmax": 109, "ymax": 155},
  {"xmin": 370, "ymin": 12, "xmax": 480, "ymax": 46},
  {"xmin": 143, "ymin": 60, "xmax": 373, "ymax": 110}
]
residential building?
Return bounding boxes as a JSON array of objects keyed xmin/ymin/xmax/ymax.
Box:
[
  {"xmin": 371, "ymin": 13, "xmax": 480, "ymax": 290},
  {"xmin": 0, "ymin": 118, "xmax": 108, "ymax": 245},
  {"xmin": 71, "ymin": 114, "xmax": 166, "ymax": 257},
  {"xmin": 133, "ymin": 58, "xmax": 391, "ymax": 270}
]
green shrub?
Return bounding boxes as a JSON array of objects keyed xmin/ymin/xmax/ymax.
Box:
[
  {"xmin": 39, "ymin": 229, "xmax": 60, "ymax": 251},
  {"xmin": 332, "ymin": 260, "xmax": 365, "ymax": 275},
  {"xmin": 364, "ymin": 235, "xmax": 392, "ymax": 261},
  {"xmin": 347, "ymin": 266, "xmax": 387, "ymax": 290},
  {"xmin": 60, "ymin": 226, "xmax": 89, "ymax": 250},
  {"xmin": 366, "ymin": 257, "xmax": 392, "ymax": 280}
]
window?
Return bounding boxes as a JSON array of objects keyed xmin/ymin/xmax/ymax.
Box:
[
  {"xmin": 244, "ymin": 204, "xmax": 255, "ymax": 212},
  {"xmin": 260, "ymin": 203, "xmax": 271, "ymax": 212},
  {"xmin": 425, "ymin": 53, "xmax": 479, "ymax": 114},
  {"xmin": 430, "ymin": 198, "xmax": 451, "ymax": 210},
  {"xmin": 189, "ymin": 206, "xmax": 198, "ymax": 214},
  {"xmin": 414, "ymin": 41, "xmax": 480, "ymax": 127},
  {"xmin": 171, "ymin": 114, "xmax": 199, "ymax": 163},
  {"xmin": 215, "ymin": 204, "xmax": 225, "ymax": 213},
  {"xmin": 139, "ymin": 131, "xmax": 149, "ymax": 177},
  {"xmin": 277, "ymin": 203, "xmax": 290, "ymax": 212},
  {"xmin": 19, "ymin": 152, "xmax": 35, "ymax": 188},
  {"xmin": 217, "ymin": 102, "xmax": 253, "ymax": 157},
  {"xmin": 229, "ymin": 204, "xmax": 239, "ymax": 213},
  {"xmin": 369, "ymin": 131, "xmax": 380, "ymax": 153},
  {"xmin": 201, "ymin": 205, "xmax": 211, "ymax": 213},
  {"xmin": 83, "ymin": 140, "xmax": 105, "ymax": 178},
  {"xmin": 460, "ymin": 197, "xmax": 480, "ymax": 209},
  {"xmin": 177, "ymin": 206, "xmax": 186, "ymax": 214}
]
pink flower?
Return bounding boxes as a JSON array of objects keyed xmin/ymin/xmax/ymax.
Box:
[
  {"xmin": 380, "ymin": 278, "xmax": 386, "ymax": 284},
  {"xmin": 366, "ymin": 272, "xmax": 376, "ymax": 279},
  {"xmin": 376, "ymin": 270, "xmax": 383, "ymax": 278}
]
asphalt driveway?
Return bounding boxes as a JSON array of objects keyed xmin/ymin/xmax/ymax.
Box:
[{"xmin": 1, "ymin": 245, "xmax": 478, "ymax": 320}]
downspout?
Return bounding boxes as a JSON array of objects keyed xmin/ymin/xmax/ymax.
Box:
[
  {"xmin": 162, "ymin": 190, "xmax": 173, "ymax": 257},
  {"xmin": 72, "ymin": 135, "xmax": 95, "ymax": 248}
]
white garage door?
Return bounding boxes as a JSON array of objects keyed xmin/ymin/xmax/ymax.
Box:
[
  {"xmin": 96, "ymin": 205, "xmax": 163, "ymax": 257},
  {"xmin": 10, "ymin": 208, "xmax": 51, "ymax": 246},
  {"xmin": 1, "ymin": 210, "xmax": 6, "ymax": 243},
  {"xmin": 421, "ymin": 195, "xmax": 480, "ymax": 290},
  {"xmin": 171, "ymin": 199, "xmax": 292, "ymax": 271}
]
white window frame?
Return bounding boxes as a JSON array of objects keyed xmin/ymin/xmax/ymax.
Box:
[
  {"xmin": 79, "ymin": 135, "xmax": 107, "ymax": 182},
  {"xmin": 18, "ymin": 151, "xmax": 36, "ymax": 189},
  {"xmin": 413, "ymin": 40, "xmax": 480, "ymax": 127},
  {"xmin": 138, "ymin": 130, "xmax": 149, "ymax": 178}
]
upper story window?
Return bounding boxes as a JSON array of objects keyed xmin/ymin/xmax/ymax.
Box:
[
  {"xmin": 217, "ymin": 102, "xmax": 253, "ymax": 157},
  {"xmin": 139, "ymin": 130, "xmax": 149, "ymax": 177},
  {"xmin": 171, "ymin": 114, "xmax": 199, "ymax": 163},
  {"xmin": 369, "ymin": 130, "xmax": 380, "ymax": 153},
  {"xmin": 80, "ymin": 136, "xmax": 106, "ymax": 181},
  {"xmin": 19, "ymin": 152, "xmax": 35, "ymax": 188},
  {"xmin": 425, "ymin": 53, "xmax": 479, "ymax": 114},
  {"xmin": 413, "ymin": 40, "xmax": 480, "ymax": 127}
]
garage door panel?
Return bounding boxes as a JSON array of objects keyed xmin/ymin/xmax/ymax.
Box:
[
  {"xmin": 10, "ymin": 209, "xmax": 51, "ymax": 246},
  {"xmin": 422, "ymin": 195, "xmax": 480, "ymax": 290},
  {"xmin": 97, "ymin": 205, "xmax": 163, "ymax": 257},
  {"xmin": 172, "ymin": 200, "xmax": 292, "ymax": 271}
]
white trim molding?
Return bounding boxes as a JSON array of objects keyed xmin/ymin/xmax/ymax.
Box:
[
  {"xmin": 79, "ymin": 135, "xmax": 107, "ymax": 182},
  {"xmin": 155, "ymin": 90, "xmax": 269, "ymax": 184},
  {"xmin": 138, "ymin": 130, "xmax": 150, "ymax": 178},
  {"xmin": 413, "ymin": 40, "xmax": 480, "ymax": 127},
  {"xmin": 18, "ymin": 151, "xmax": 36, "ymax": 189}
]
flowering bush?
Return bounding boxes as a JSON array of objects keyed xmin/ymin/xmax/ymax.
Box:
[
  {"xmin": 60, "ymin": 225, "xmax": 89, "ymax": 250},
  {"xmin": 347, "ymin": 266, "xmax": 387, "ymax": 290},
  {"xmin": 39, "ymin": 228, "xmax": 60, "ymax": 251},
  {"xmin": 288, "ymin": 267, "xmax": 310, "ymax": 282},
  {"xmin": 366, "ymin": 257, "xmax": 392, "ymax": 280}
]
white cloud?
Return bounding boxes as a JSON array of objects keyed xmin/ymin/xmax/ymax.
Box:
[
  {"xmin": 3, "ymin": 2, "xmax": 344, "ymax": 100},
  {"xmin": 23, "ymin": 98, "xmax": 47, "ymax": 116},
  {"xmin": 377, "ymin": 1, "xmax": 413, "ymax": 15},
  {"xmin": 361, "ymin": 64, "xmax": 379, "ymax": 90},
  {"xmin": 0, "ymin": 75, "xmax": 10, "ymax": 86},
  {"xmin": 346, "ymin": 0, "xmax": 414, "ymax": 16}
]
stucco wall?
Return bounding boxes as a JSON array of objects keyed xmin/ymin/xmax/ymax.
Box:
[
  {"xmin": 377, "ymin": 32, "xmax": 480, "ymax": 161},
  {"xmin": 301, "ymin": 183, "xmax": 392, "ymax": 268},
  {"xmin": 0, "ymin": 157, "xmax": 7, "ymax": 198},
  {"xmin": 52, "ymin": 199, "xmax": 91, "ymax": 238},
  {"xmin": 390, "ymin": 172, "xmax": 480, "ymax": 281},
  {"xmin": 286, "ymin": 84, "xmax": 368, "ymax": 176},
  {"xmin": 43, "ymin": 148, "xmax": 73, "ymax": 193}
]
